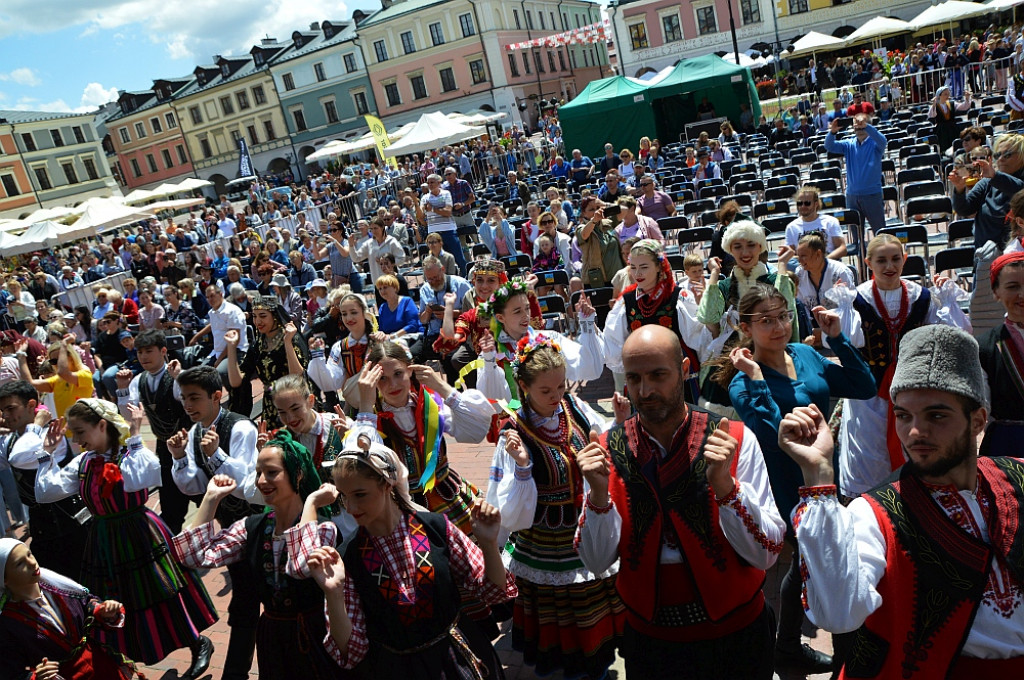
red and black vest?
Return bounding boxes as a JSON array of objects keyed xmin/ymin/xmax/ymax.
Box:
[
  {"xmin": 844, "ymin": 457, "xmax": 1024, "ymax": 679},
  {"xmin": 852, "ymin": 288, "xmax": 931, "ymax": 384},
  {"xmin": 604, "ymin": 408, "xmax": 765, "ymax": 641},
  {"xmin": 622, "ymin": 286, "xmax": 700, "ymax": 375}
]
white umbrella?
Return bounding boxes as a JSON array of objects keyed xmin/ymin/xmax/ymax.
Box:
[
  {"xmin": 3, "ymin": 220, "xmax": 66, "ymax": 256},
  {"xmin": 988, "ymin": 0, "xmax": 1024, "ymax": 8},
  {"xmin": 174, "ymin": 177, "xmax": 212, "ymax": 191},
  {"xmin": 788, "ymin": 31, "xmax": 846, "ymax": 57},
  {"xmin": 844, "ymin": 16, "xmax": 913, "ymax": 45},
  {"xmin": 146, "ymin": 197, "xmax": 207, "ymax": 212},
  {"xmin": 227, "ymin": 175, "xmax": 259, "ymax": 187},
  {"xmin": 123, "ymin": 188, "xmax": 156, "ymax": 204},
  {"xmin": 721, "ymin": 51, "xmax": 767, "ymax": 68},
  {"xmin": 72, "ymin": 201, "xmax": 154, "ymax": 236},
  {"xmin": 384, "ymin": 112, "xmax": 485, "ymax": 158},
  {"xmin": 908, "ymin": 0, "xmax": 990, "ymax": 30},
  {"xmin": 150, "ymin": 182, "xmax": 184, "ymax": 198},
  {"xmin": 305, "ymin": 140, "xmax": 352, "ymax": 163}
]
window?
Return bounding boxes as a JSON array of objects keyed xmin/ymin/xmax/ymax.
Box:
[
  {"xmin": 199, "ymin": 138, "xmax": 212, "ymax": 158},
  {"xmin": 662, "ymin": 14, "xmax": 682, "ymax": 42},
  {"xmin": 283, "ymin": 73, "xmax": 296, "ymax": 91},
  {"xmin": 20, "ymin": 133, "xmax": 35, "ymax": 151},
  {"xmin": 189, "ymin": 106, "xmax": 203, "ymax": 124},
  {"xmin": 118, "ymin": 127, "xmax": 131, "ymax": 144},
  {"xmin": 314, "ymin": 63, "xmax": 326, "ymax": 82},
  {"xmin": 83, "ymin": 157, "xmax": 99, "ymax": 180},
  {"xmin": 145, "ymin": 154, "xmax": 157, "ymax": 174},
  {"xmin": 220, "ymin": 96, "xmax": 234, "ymax": 115},
  {"xmin": 513, "ymin": 9, "xmax": 521, "ymax": 29},
  {"xmin": 469, "ymin": 60, "xmax": 486, "ymax": 84},
  {"xmin": 324, "ymin": 100, "xmax": 339, "ymax": 123},
  {"xmin": 230, "ymin": 129, "xmax": 242, "ymax": 145},
  {"xmin": 508, "ymin": 53, "xmax": 520, "ymax": 77},
  {"xmin": 539, "ymin": 12, "xmax": 545, "ymax": 29},
  {"xmin": 165, "ymin": 112, "xmax": 177, "ymax": 128},
  {"xmin": 430, "ymin": 22, "xmax": 445, "ymax": 46},
  {"xmin": 788, "ymin": 0, "xmax": 808, "ymax": 12},
  {"xmin": 410, "ymin": 75, "xmax": 428, "ymax": 100},
  {"xmin": 459, "ymin": 13, "xmax": 475, "ymax": 37},
  {"xmin": 571, "ymin": 50, "xmax": 578, "ymax": 68},
  {"xmin": 401, "ymin": 32, "xmax": 416, "ymax": 55},
  {"xmin": 440, "ymin": 67, "xmax": 457, "ymax": 91},
  {"xmin": 151, "ymin": 117, "xmax": 162, "ymax": 134},
  {"xmin": 522, "ymin": 51, "xmax": 531, "ymax": 74},
  {"xmin": 129, "ymin": 159, "xmax": 141, "ymax": 179},
  {"xmin": 526, "ymin": 11, "xmax": 533, "ymax": 29},
  {"xmin": 263, "ymin": 120, "xmax": 276, "ymax": 140},
  {"xmin": 562, "ymin": 13, "xmax": 568, "ymax": 29},
  {"xmin": 134, "ymin": 122, "xmax": 147, "ymax": 139},
  {"xmin": 247, "ymin": 125, "xmax": 259, "ymax": 145},
  {"xmin": 72, "ymin": 126, "xmax": 86, "ymax": 144},
  {"xmin": 1, "ymin": 174, "xmax": 20, "ymax": 197},
  {"xmin": 628, "ymin": 22, "xmax": 649, "ymax": 50},
  {"xmin": 534, "ymin": 50, "xmax": 545, "ymax": 73},
  {"xmin": 50, "ymin": 129, "xmax": 64, "ymax": 147},
  {"xmin": 221, "ymin": 63, "xmax": 230, "ymax": 78},
  {"xmin": 551, "ymin": 12, "xmax": 556, "ymax": 30},
  {"xmin": 252, "ymin": 86, "xmax": 266, "ymax": 105},
  {"xmin": 740, "ymin": 0, "xmax": 761, "ymax": 23},
  {"xmin": 558, "ymin": 49, "xmax": 567, "ymax": 71},
  {"xmin": 176, "ymin": 145, "xmax": 188, "ymax": 164},
  {"xmin": 696, "ymin": 6, "xmax": 717, "ymax": 34},
  {"xmin": 384, "ymin": 82, "xmax": 401, "ymax": 107},
  {"xmin": 343, "ymin": 53, "xmax": 357, "ymax": 73},
  {"xmin": 374, "ymin": 41, "xmax": 389, "ymax": 62},
  {"xmin": 547, "ymin": 51, "xmax": 556, "ymax": 72},
  {"xmin": 292, "ymin": 108, "xmax": 308, "ymax": 131},
  {"xmin": 62, "ymin": 162, "xmax": 79, "ymax": 184},
  {"xmin": 161, "ymin": 149, "xmax": 173, "ymax": 168},
  {"xmin": 353, "ymin": 91, "xmax": 369, "ymax": 115}
]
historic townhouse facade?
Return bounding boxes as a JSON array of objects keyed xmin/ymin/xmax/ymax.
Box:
[
  {"xmin": 270, "ymin": 20, "xmax": 379, "ymax": 165},
  {"xmin": 107, "ymin": 77, "xmax": 197, "ymax": 191},
  {"xmin": 610, "ymin": 0, "xmax": 934, "ymax": 77},
  {"xmin": 0, "ymin": 110, "xmax": 117, "ymax": 220}
]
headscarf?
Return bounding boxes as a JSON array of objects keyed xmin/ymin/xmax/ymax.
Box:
[
  {"xmin": 990, "ymin": 251, "xmax": 1024, "ymax": 288},
  {"xmin": 263, "ymin": 430, "xmax": 325, "ymax": 513},
  {"xmin": 0, "ymin": 537, "xmax": 88, "ymax": 611},
  {"xmin": 619, "ymin": 238, "xmax": 675, "ymax": 305},
  {"xmin": 76, "ymin": 398, "xmax": 131, "ymax": 446},
  {"xmin": 334, "ymin": 432, "xmax": 427, "ymax": 512}
]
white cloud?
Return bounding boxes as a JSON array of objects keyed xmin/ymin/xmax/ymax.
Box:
[
  {"xmin": 80, "ymin": 82, "xmax": 119, "ymax": 108},
  {"xmin": 0, "ymin": 67, "xmax": 41, "ymax": 86},
  {"xmin": 12, "ymin": 96, "xmax": 74, "ymax": 113}
]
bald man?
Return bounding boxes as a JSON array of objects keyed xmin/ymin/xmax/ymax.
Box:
[{"xmin": 576, "ymin": 325, "xmax": 785, "ymax": 679}]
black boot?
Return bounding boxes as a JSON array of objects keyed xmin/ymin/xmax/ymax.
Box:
[
  {"xmin": 775, "ymin": 643, "xmax": 833, "ymax": 673},
  {"xmin": 184, "ymin": 635, "xmax": 213, "ymax": 679}
]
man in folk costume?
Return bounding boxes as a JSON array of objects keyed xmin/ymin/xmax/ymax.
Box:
[
  {"xmin": 575, "ymin": 325, "xmax": 786, "ymax": 678},
  {"xmin": 782, "ymin": 325, "xmax": 1024, "ymax": 679},
  {"xmin": 115, "ymin": 329, "xmax": 195, "ymax": 533},
  {"xmin": 167, "ymin": 365, "xmax": 262, "ymax": 680}
]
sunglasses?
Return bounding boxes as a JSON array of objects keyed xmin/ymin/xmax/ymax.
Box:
[
  {"xmin": 796, "ymin": 200, "xmax": 815, "ymax": 206},
  {"xmin": 540, "ymin": 219, "xmax": 555, "ymax": 225},
  {"xmin": 994, "ymin": 150, "xmax": 1018, "ymax": 160},
  {"xmin": 640, "ymin": 182, "xmax": 653, "ymax": 187}
]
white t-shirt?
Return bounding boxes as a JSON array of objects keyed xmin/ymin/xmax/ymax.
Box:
[
  {"xmin": 420, "ymin": 190, "xmax": 455, "ymax": 233},
  {"xmin": 217, "ymin": 217, "xmax": 237, "ymax": 237},
  {"xmin": 785, "ymin": 214, "xmax": 844, "ymax": 249}
]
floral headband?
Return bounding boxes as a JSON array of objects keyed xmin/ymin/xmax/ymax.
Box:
[
  {"xmin": 488, "ymin": 277, "xmax": 529, "ymax": 308},
  {"xmin": 511, "ymin": 333, "xmax": 561, "ymax": 379}
]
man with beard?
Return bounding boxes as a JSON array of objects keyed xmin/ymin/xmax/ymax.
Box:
[
  {"xmin": 781, "ymin": 324, "xmax": 1024, "ymax": 678},
  {"xmin": 575, "ymin": 325, "xmax": 785, "ymax": 679}
]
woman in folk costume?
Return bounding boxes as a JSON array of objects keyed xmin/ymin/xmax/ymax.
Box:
[
  {"xmin": 287, "ymin": 434, "xmax": 517, "ymax": 679},
  {"xmin": 34, "ymin": 399, "xmax": 216, "ymax": 674},
  {"xmin": 486, "ymin": 335, "xmax": 629, "ymax": 679},
  {"xmin": 928, "ymin": 85, "xmax": 973, "ymax": 155},
  {"xmin": 828, "ymin": 234, "xmax": 971, "ymax": 496},
  {"xmin": 476, "ymin": 278, "xmax": 605, "ymax": 404},
  {"xmin": 604, "ymin": 239, "xmax": 713, "ymax": 399},
  {"xmin": 0, "ymin": 538, "xmax": 139, "ymax": 679},
  {"xmin": 978, "ymin": 252, "xmax": 1024, "ymax": 455},
  {"xmin": 225, "ymin": 294, "xmax": 311, "ymax": 428},
  {"xmin": 172, "ymin": 431, "xmax": 354, "ymax": 679},
  {"xmin": 308, "ymin": 292, "xmax": 381, "ymax": 413}
]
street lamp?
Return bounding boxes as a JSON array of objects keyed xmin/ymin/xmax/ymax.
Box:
[{"xmin": 725, "ymin": 0, "xmax": 740, "ymax": 67}]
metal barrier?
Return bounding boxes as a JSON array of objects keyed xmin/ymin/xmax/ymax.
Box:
[{"xmin": 56, "ymin": 271, "xmax": 130, "ymax": 311}]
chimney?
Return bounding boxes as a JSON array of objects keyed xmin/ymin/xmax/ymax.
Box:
[
  {"xmin": 381, "ymin": 0, "xmax": 393, "ymax": 9},
  {"xmin": 212, "ymin": 54, "xmax": 222, "ymax": 62},
  {"xmin": 261, "ymin": 37, "xmax": 277, "ymax": 45},
  {"xmin": 310, "ymin": 21, "xmax": 320, "ymax": 31}
]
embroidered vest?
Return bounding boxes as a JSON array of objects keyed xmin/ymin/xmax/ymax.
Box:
[
  {"xmin": 852, "ymin": 289, "xmax": 931, "ymax": 384},
  {"xmin": 139, "ymin": 370, "xmax": 190, "ymax": 441},
  {"xmin": 194, "ymin": 411, "xmax": 260, "ymax": 525},
  {"xmin": 623, "ymin": 287, "xmax": 700, "ymax": 374},
  {"xmin": 605, "ymin": 409, "xmax": 765, "ymax": 626},
  {"xmin": 844, "ymin": 457, "xmax": 1024, "ymax": 679},
  {"xmin": 244, "ymin": 512, "xmax": 325, "ymax": 614}
]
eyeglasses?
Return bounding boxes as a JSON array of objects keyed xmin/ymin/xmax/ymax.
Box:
[
  {"xmin": 746, "ymin": 310, "xmax": 794, "ymax": 328},
  {"xmin": 640, "ymin": 182, "xmax": 653, "ymax": 187},
  {"xmin": 994, "ymin": 150, "xmax": 1018, "ymax": 160},
  {"xmin": 540, "ymin": 219, "xmax": 555, "ymax": 225},
  {"xmin": 796, "ymin": 200, "xmax": 815, "ymax": 207}
]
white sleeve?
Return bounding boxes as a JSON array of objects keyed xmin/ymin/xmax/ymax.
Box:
[
  {"xmin": 119, "ymin": 437, "xmax": 162, "ymax": 491},
  {"xmin": 929, "ymin": 278, "xmax": 972, "ymax": 334},
  {"xmin": 7, "ymin": 425, "xmax": 52, "ymax": 469},
  {"xmin": 307, "ymin": 343, "xmax": 347, "ymax": 393},
  {"xmin": 484, "ymin": 434, "xmax": 537, "ymax": 542},
  {"xmin": 561, "ymin": 317, "xmax": 604, "ymax": 382},
  {"xmin": 172, "ymin": 425, "xmax": 212, "ymax": 497},
  {"xmin": 715, "ymin": 426, "xmax": 786, "ymax": 570},
  {"xmin": 576, "ymin": 398, "xmax": 613, "ymax": 434},
  {"xmin": 602, "ymin": 302, "xmax": 627, "ymax": 374},
  {"xmin": 214, "ymin": 420, "xmax": 260, "ymax": 497},
  {"xmin": 575, "ymin": 503, "xmax": 622, "ymax": 575},
  {"xmin": 785, "ymin": 224, "xmax": 800, "ymax": 248},
  {"xmin": 442, "ymin": 389, "xmax": 494, "ymax": 444},
  {"xmin": 825, "ymin": 284, "xmax": 863, "ymax": 347},
  {"xmin": 35, "ymin": 451, "xmax": 88, "ymax": 502},
  {"xmin": 676, "ymin": 291, "xmax": 716, "ymax": 363},
  {"xmin": 115, "ymin": 375, "xmax": 143, "ymax": 418},
  {"xmin": 477, "ymin": 353, "xmax": 514, "ymax": 402},
  {"xmin": 796, "ymin": 494, "xmax": 885, "ymax": 633}
]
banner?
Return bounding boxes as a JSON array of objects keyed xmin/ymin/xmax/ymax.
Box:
[
  {"xmin": 505, "ymin": 19, "xmax": 610, "ymax": 51},
  {"xmin": 237, "ymin": 138, "xmax": 254, "ymax": 178},
  {"xmin": 364, "ymin": 114, "xmax": 397, "ymax": 168}
]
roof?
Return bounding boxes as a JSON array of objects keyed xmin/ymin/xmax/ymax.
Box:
[
  {"xmin": 358, "ymin": 0, "xmax": 451, "ymax": 27},
  {"xmin": 0, "ymin": 109, "xmax": 90, "ymax": 125},
  {"xmin": 275, "ymin": 21, "xmax": 358, "ymax": 63}
]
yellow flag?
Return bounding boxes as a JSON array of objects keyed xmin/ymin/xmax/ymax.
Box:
[{"xmin": 364, "ymin": 114, "xmax": 397, "ymax": 168}]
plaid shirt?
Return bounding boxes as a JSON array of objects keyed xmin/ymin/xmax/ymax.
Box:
[{"xmin": 442, "ymin": 178, "xmax": 474, "ymax": 215}]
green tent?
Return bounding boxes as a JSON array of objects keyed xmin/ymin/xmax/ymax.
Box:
[{"xmin": 560, "ymin": 54, "xmax": 762, "ymax": 158}]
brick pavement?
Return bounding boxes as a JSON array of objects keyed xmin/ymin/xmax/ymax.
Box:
[{"xmin": 11, "ymin": 373, "xmax": 828, "ymax": 679}]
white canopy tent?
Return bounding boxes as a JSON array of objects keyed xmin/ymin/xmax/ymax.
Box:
[
  {"xmin": 175, "ymin": 177, "xmax": 213, "ymax": 191},
  {"xmin": 843, "ymin": 16, "xmax": 913, "ymax": 45},
  {"xmin": 2, "ymin": 221, "xmax": 66, "ymax": 256},
  {"xmin": 71, "ymin": 200, "xmax": 154, "ymax": 236},
  {"xmin": 123, "ymin": 189, "xmax": 156, "ymax": 205},
  {"xmin": 145, "ymin": 196, "xmax": 207, "ymax": 212},
  {"xmin": 720, "ymin": 51, "xmax": 768, "ymax": 69},
  {"xmin": 908, "ymin": 0, "xmax": 991, "ymax": 30},
  {"xmin": 383, "ymin": 112, "xmax": 486, "ymax": 158},
  {"xmin": 788, "ymin": 31, "xmax": 846, "ymax": 57}
]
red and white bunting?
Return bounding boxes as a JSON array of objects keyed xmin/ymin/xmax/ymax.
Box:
[{"xmin": 505, "ymin": 19, "xmax": 610, "ymax": 51}]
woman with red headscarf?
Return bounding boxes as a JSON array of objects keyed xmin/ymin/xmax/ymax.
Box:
[
  {"xmin": 603, "ymin": 239, "xmax": 713, "ymax": 399},
  {"xmin": 979, "ymin": 251, "xmax": 1024, "ymax": 454}
]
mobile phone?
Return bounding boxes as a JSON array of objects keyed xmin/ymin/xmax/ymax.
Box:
[{"xmin": 603, "ymin": 204, "xmax": 622, "ymax": 218}]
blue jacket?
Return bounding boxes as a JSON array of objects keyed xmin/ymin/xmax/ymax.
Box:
[
  {"xmin": 478, "ymin": 219, "xmax": 518, "ymax": 258},
  {"xmin": 824, "ymin": 125, "xmax": 887, "ymax": 195}
]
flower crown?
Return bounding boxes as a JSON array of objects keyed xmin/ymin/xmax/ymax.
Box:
[
  {"xmin": 511, "ymin": 333, "xmax": 561, "ymax": 379},
  {"xmin": 488, "ymin": 277, "xmax": 529, "ymax": 308}
]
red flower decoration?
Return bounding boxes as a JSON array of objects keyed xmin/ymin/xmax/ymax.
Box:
[
  {"xmin": 629, "ymin": 320, "xmax": 643, "ymax": 331},
  {"xmin": 658, "ymin": 316, "xmax": 673, "ymax": 327},
  {"xmin": 99, "ymin": 462, "xmax": 123, "ymax": 499},
  {"xmin": 376, "ymin": 411, "xmax": 395, "ymax": 424}
]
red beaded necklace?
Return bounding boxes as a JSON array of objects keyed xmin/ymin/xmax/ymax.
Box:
[{"xmin": 871, "ymin": 280, "xmax": 910, "ymax": 353}]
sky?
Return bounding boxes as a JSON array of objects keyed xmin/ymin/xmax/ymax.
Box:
[{"xmin": 0, "ymin": 0, "xmax": 355, "ymax": 114}]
